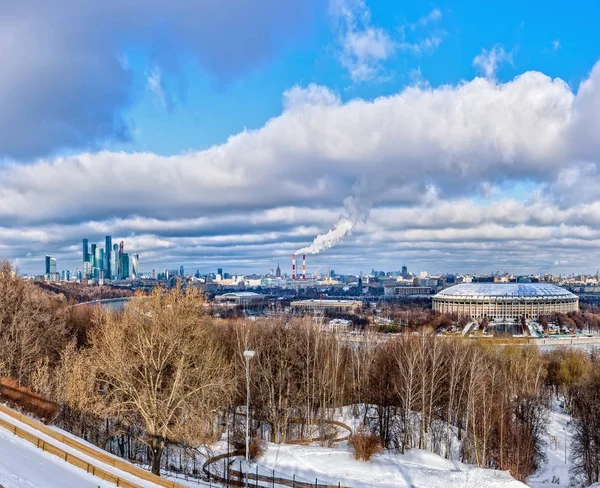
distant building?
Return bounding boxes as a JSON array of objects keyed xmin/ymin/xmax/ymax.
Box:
[
  {"xmin": 215, "ymin": 292, "xmax": 265, "ymax": 305},
  {"xmin": 275, "ymin": 262, "xmax": 281, "ymax": 278},
  {"xmin": 90, "ymin": 243, "xmax": 97, "ymax": 269},
  {"xmin": 105, "ymin": 236, "xmax": 112, "ymax": 279},
  {"xmin": 111, "ymin": 244, "xmax": 119, "ymax": 280},
  {"xmin": 179, "ymin": 265, "xmax": 184, "ymax": 277},
  {"xmin": 131, "ymin": 254, "xmax": 140, "ymax": 279},
  {"xmin": 119, "ymin": 253, "xmax": 129, "ymax": 279},
  {"xmin": 82, "ymin": 238, "xmax": 89, "ymax": 276},
  {"xmin": 45, "ymin": 255, "xmax": 57, "ymax": 275},
  {"xmin": 401, "ymin": 265, "xmax": 408, "ymax": 278},
  {"xmin": 290, "ymin": 299, "xmax": 361, "ymax": 313},
  {"xmin": 384, "ymin": 285, "xmax": 432, "ymax": 297}
]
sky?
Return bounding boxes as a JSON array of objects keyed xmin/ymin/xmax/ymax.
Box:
[{"xmin": 2, "ymin": 0, "xmax": 600, "ymax": 276}]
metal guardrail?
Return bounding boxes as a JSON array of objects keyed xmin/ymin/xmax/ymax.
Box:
[
  {"xmin": 0, "ymin": 415, "xmax": 141, "ymax": 488},
  {"xmin": 0, "ymin": 402, "xmax": 196, "ymax": 488}
]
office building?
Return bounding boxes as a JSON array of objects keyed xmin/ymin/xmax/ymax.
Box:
[
  {"xmin": 105, "ymin": 236, "xmax": 112, "ymax": 279},
  {"xmin": 82, "ymin": 239, "xmax": 89, "ymax": 264},
  {"xmin": 179, "ymin": 265, "xmax": 184, "ymax": 277},
  {"xmin": 90, "ymin": 243, "xmax": 96, "ymax": 269},
  {"xmin": 131, "ymin": 254, "xmax": 140, "ymax": 279},
  {"xmin": 45, "ymin": 255, "xmax": 57, "ymax": 275},
  {"xmin": 119, "ymin": 253, "xmax": 129, "ymax": 279},
  {"xmin": 111, "ymin": 244, "xmax": 119, "ymax": 280}
]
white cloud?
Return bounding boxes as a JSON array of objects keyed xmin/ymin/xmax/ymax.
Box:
[
  {"xmin": 5, "ymin": 61, "xmax": 600, "ymax": 273},
  {"xmin": 412, "ymin": 8, "xmax": 443, "ymax": 29},
  {"xmin": 146, "ymin": 67, "xmax": 170, "ymax": 108},
  {"xmin": 330, "ymin": 2, "xmax": 444, "ymax": 82},
  {"xmin": 473, "ymin": 45, "xmax": 514, "ymax": 79},
  {"xmin": 552, "ymin": 39, "xmax": 560, "ymax": 51},
  {"xmin": 331, "ymin": 0, "xmax": 396, "ymax": 82}
]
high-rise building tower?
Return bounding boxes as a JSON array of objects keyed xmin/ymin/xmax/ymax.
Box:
[
  {"xmin": 105, "ymin": 236, "xmax": 112, "ymax": 279},
  {"xmin": 131, "ymin": 254, "xmax": 140, "ymax": 279},
  {"xmin": 119, "ymin": 253, "xmax": 129, "ymax": 279},
  {"xmin": 118, "ymin": 241, "xmax": 124, "ymax": 276},
  {"xmin": 94, "ymin": 247, "xmax": 103, "ymax": 279},
  {"xmin": 90, "ymin": 243, "xmax": 97, "ymax": 269},
  {"xmin": 179, "ymin": 265, "xmax": 184, "ymax": 277},
  {"xmin": 112, "ymin": 244, "xmax": 119, "ymax": 279},
  {"xmin": 82, "ymin": 239, "xmax": 89, "ymax": 263},
  {"xmin": 45, "ymin": 255, "xmax": 56, "ymax": 275},
  {"xmin": 276, "ymin": 262, "xmax": 281, "ymax": 278}
]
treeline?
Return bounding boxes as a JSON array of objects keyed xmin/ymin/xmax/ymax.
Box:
[
  {"xmin": 1, "ymin": 260, "xmax": 599, "ymax": 484},
  {"xmin": 32, "ymin": 280, "xmax": 134, "ymax": 303}
]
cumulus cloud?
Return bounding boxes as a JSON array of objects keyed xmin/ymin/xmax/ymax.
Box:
[
  {"xmin": 4, "ymin": 59, "xmax": 600, "ymax": 273},
  {"xmin": 0, "ymin": 0, "xmax": 313, "ymax": 159},
  {"xmin": 473, "ymin": 45, "xmax": 514, "ymax": 79}
]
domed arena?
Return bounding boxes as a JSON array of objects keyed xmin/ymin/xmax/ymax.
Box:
[{"xmin": 432, "ymin": 283, "xmax": 579, "ymax": 320}]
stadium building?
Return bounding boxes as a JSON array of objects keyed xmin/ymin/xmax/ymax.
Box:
[{"xmin": 432, "ymin": 283, "xmax": 578, "ymax": 320}]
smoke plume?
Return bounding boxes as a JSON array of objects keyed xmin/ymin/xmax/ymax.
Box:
[{"xmin": 296, "ymin": 193, "xmax": 372, "ymax": 255}]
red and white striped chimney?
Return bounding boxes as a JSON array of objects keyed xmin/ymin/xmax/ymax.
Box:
[
  {"xmin": 291, "ymin": 254, "xmax": 296, "ymax": 280},
  {"xmin": 302, "ymin": 254, "xmax": 306, "ymax": 280}
]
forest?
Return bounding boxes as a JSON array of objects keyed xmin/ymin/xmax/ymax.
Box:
[{"xmin": 0, "ymin": 260, "xmax": 599, "ymax": 485}]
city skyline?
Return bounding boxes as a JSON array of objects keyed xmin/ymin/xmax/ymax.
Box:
[{"xmin": 2, "ymin": 1, "xmax": 600, "ymax": 275}]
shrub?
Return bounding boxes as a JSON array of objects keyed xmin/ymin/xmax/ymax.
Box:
[
  {"xmin": 349, "ymin": 426, "xmax": 383, "ymax": 461},
  {"xmin": 248, "ymin": 437, "xmax": 266, "ymax": 461}
]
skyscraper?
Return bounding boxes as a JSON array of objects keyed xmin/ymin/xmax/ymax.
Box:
[
  {"xmin": 119, "ymin": 253, "xmax": 129, "ymax": 279},
  {"xmin": 275, "ymin": 262, "xmax": 281, "ymax": 278},
  {"xmin": 131, "ymin": 254, "xmax": 139, "ymax": 279},
  {"xmin": 105, "ymin": 236, "xmax": 112, "ymax": 279},
  {"xmin": 82, "ymin": 238, "xmax": 89, "ymax": 263},
  {"xmin": 90, "ymin": 243, "xmax": 97, "ymax": 269},
  {"xmin": 95, "ymin": 247, "xmax": 103, "ymax": 279},
  {"xmin": 45, "ymin": 255, "xmax": 56, "ymax": 275},
  {"xmin": 118, "ymin": 241, "xmax": 124, "ymax": 276},
  {"xmin": 111, "ymin": 244, "xmax": 119, "ymax": 280},
  {"xmin": 179, "ymin": 265, "xmax": 184, "ymax": 277}
]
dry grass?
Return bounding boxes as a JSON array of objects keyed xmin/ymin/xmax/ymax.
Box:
[
  {"xmin": 0, "ymin": 377, "xmax": 60, "ymax": 422},
  {"xmin": 349, "ymin": 426, "xmax": 383, "ymax": 461}
]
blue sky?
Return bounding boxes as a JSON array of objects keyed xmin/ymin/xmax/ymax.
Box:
[
  {"xmin": 1, "ymin": 0, "xmax": 600, "ymax": 276},
  {"xmin": 108, "ymin": 0, "xmax": 599, "ymax": 156}
]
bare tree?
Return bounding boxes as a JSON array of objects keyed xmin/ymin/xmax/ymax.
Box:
[{"xmin": 86, "ymin": 285, "xmax": 234, "ymax": 475}]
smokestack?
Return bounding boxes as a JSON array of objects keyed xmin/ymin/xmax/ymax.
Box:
[
  {"xmin": 302, "ymin": 254, "xmax": 306, "ymax": 280},
  {"xmin": 292, "ymin": 254, "xmax": 296, "ymax": 280}
]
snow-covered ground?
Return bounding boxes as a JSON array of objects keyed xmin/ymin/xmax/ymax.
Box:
[
  {"xmin": 527, "ymin": 401, "xmax": 573, "ymax": 488},
  {"xmin": 247, "ymin": 442, "xmax": 526, "ymax": 488},
  {"xmin": 0, "ymin": 409, "xmax": 168, "ymax": 488},
  {"xmin": 0, "ymin": 420, "xmax": 117, "ymax": 488}
]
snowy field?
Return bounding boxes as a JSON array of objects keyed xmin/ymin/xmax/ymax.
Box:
[
  {"xmin": 0, "ymin": 422, "xmax": 117, "ymax": 488},
  {"xmin": 249, "ymin": 442, "xmax": 526, "ymax": 488}
]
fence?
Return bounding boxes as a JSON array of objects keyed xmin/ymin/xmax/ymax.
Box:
[
  {"xmin": 0, "ymin": 414, "xmax": 141, "ymax": 488},
  {"xmin": 0, "ymin": 402, "xmax": 197, "ymax": 488}
]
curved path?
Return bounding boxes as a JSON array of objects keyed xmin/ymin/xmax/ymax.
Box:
[{"xmin": 203, "ymin": 417, "xmax": 352, "ymax": 488}]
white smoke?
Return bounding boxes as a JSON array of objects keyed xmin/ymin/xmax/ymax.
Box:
[
  {"xmin": 296, "ymin": 193, "xmax": 372, "ymax": 255},
  {"xmin": 296, "ymin": 217, "xmax": 354, "ymax": 254}
]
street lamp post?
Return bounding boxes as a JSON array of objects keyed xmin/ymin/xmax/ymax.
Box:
[{"xmin": 243, "ymin": 350, "xmax": 256, "ymax": 488}]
